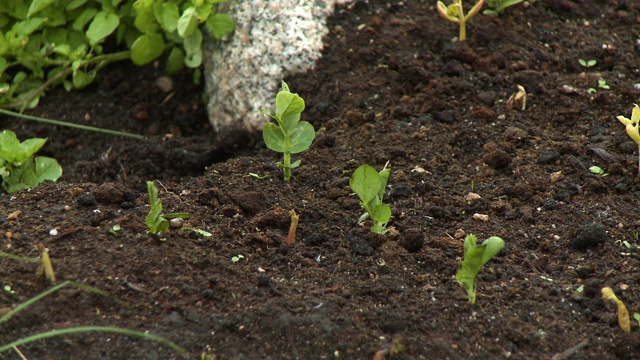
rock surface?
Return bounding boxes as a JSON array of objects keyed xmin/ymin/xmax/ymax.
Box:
[{"xmin": 204, "ymin": 0, "xmax": 351, "ymax": 132}]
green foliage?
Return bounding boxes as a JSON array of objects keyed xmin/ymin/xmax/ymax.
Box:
[
  {"xmin": 456, "ymin": 234, "xmax": 505, "ymax": 304},
  {"xmin": 261, "ymin": 81, "xmax": 316, "ymax": 182},
  {"xmin": 349, "ymin": 163, "xmax": 391, "ymax": 234},
  {"xmin": 436, "ymin": 0, "xmax": 484, "ymax": 41},
  {"xmin": 483, "ymin": 0, "xmax": 523, "ymax": 15},
  {"xmin": 0, "ymin": 0, "xmax": 235, "ymax": 110},
  {"xmin": 0, "ymin": 130, "xmax": 61, "ymax": 193},
  {"xmin": 145, "ymin": 180, "xmax": 190, "ymax": 235}
]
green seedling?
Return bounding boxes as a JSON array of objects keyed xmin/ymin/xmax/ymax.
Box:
[
  {"xmin": 109, "ymin": 224, "xmax": 121, "ymax": 235},
  {"xmin": 0, "ymin": 130, "xmax": 62, "ymax": 194},
  {"xmin": 3, "ymin": 285, "xmax": 16, "ymax": 295},
  {"xmin": 616, "ymin": 104, "xmax": 640, "ymax": 175},
  {"xmin": 0, "ymin": 0, "xmax": 235, "ymax": 110},
  {"xmin": 231, "ymin": 255, "xmax": 244, "ymax": 263},
  {"xmin": 587, "ymin": 87, "xmax": 597, "ymax": 95},
  {"xmin": 145, "ymin": 181, "xmax": 191, "ymax": 235},
  {"xmin": 483, "ymin": 0, "xmax": 524, "ymax": 14},
  {"xmin": 578, "ymin": 59, "xmax": 597, "ymax": 68},
  {"xmin": 437, "ymin": 0, "xmax": 485, "ymax": 41},
  {"xmin": 634, "ymin": 313, "xmax": 640, "ymax": 327},
  {"xmin": 261, "ymin": 81, "xmax": 316, "ymax": 182},
  {"xmin": 456, "ymin": 234, "xmax": 505, "ymax": 304},
  {"xmin": 598, "ymin": 78, "xmax": 610, "ymax": 90},
  {"xmin": 589, "ymin": 166, "xmax": 608, "ymax": 176},
  {"xmin": 349, "ymin": 163, "xmax": 392, "ymax": 234}
]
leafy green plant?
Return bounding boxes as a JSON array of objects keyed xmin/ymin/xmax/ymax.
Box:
[
  {"xmin": 145, "ymin": 181, "xmax": 190, "ymax": 235},
  {"xmin": 0, "ymin": 281, "xmax": 186, "ymax": 357},
  {"xmin": 483, "ymin": 0, "xmax": 523, "ymax": 14},
  {"xmin": 578, "ymin": 59, "xmax": 596, "ymax": 69},
  {"xmin": 0, "ymin": 0, "xmax": 235, "ymax": 110},
  {"xmin": 349, "ymin": 163, "xmax": 391, "ymax": 234},
  {"xmin": 616, "ymin": 104, "xmax": 640, "ymax": 175},
  {"xmin": 0, "ymin": 130, "xmax": 62, "ymax": 193},
  {"xmin": 436, "ymin": 0, "xmax": 485, "ymax": 41},
  {"xmin": 456, "ymin": 234, "xmax": 505, "ymax": 304},
  {"xmin": 261, "ymin": 81, "xmax": 316, "ymax": 182}
]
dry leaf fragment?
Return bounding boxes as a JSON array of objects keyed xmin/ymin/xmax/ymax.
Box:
[
  {"xmin": 602, "ymin": 286, "xmax": 630, "ymax": 333},
  {"xmin": 37, "ymin": 243, "xmax": 56, "ymax": 284}
]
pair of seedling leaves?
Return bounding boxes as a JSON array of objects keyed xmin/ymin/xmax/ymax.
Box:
[
  {"xmin": 349, "ymin": 164, "xmax": 391, "ymax": 234},
  {"xmin": 457, "ymin": 234, "xmax": 505, "ymax": 304},
  {"xmin": 0, "ymin": 130, "xmax": 62, "ymax": 194},
  {"xmin": 261, "ymin": 82, "xmax": 316, "ymax": 182}
]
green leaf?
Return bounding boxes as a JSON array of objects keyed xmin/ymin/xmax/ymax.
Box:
[
  {"xmin": 0, "ymin": 130, "xmax": 21, "ymax": 163},
  {"xmin": 275, "ymin": 91, "xmax": 304, "ymax": 131},
  {"xmin": 289, "ymin": 121, "xmax": 315, "ymax": 154},
  {"xmin": 166, "ymin": 47, "xmax": 184, "ymax": 73},
  {"xmin": 66, "ymin": 0, "xmax": 89, "ymax": 11},
  {"xmin": 177, "ymin": 7, "xmax": 198, "ymax": 38},
  {"xmin": 456, "ymin": 234, "xmax": 505, "ymax": 304},
  {"xmin": 72, "ymin": 7, "xmax": 99, "ymax": 32},
  {"xmin": 15, "ymin": 17, "xmax": 46, "ymax": 36},
  {"xmin": 350, "ymin": 165, "xmax": 382, "ymax": 205},
  {"xmin": 262, "ymin": 122, "xmax": 285, "ymax": 153},
  {"xmin": 371, "ymin": 203, "xmax": 391, "ymax": 224},
  {"xmin": 18, "ymin": 137, "xmax": 47, "ymax": 160},
  {"xmin": 27, "ymin": 0, "xmax": 56, "ymax": 18},
  {"xmin": 86, "ymin": 11, "xmax": 120, "ymax": 46},
  {"xmin": 154, "ymin": 2, "xmax": 180, "ymax": 33},
  {"xmin": 34, "ymin": 156, "xmax": 62, "ymax": 182},
  {"xmin": 206, "ymin": 13, "xmax": 234, "ymax": 40},
  {"xmin": 131, "ymin": 33, "xmax": 165, "ymax": 65}
]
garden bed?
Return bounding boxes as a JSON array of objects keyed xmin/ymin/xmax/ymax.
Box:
[{"xmin": 2, "ymin": 0, "xmax": 640, "ymax": 359}]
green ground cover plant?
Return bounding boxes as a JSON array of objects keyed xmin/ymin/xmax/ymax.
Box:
[
  {"xmin": 0, "ymin": 129, "xmax": 62, "ymax": 193},
  {"xmin": 456, "ymin": 234, "xmax": 505, "ymax": 304},
  {"xmin": 349, "ymin": 163, "xmax": 391, "ymax": 234},
  {"xmin": 0, "ymin": 0, "xmax": 235, "ymax": 110},
  {"xmin": 261, "ymin": 81, "xmax": 316, "ymax": 182}
]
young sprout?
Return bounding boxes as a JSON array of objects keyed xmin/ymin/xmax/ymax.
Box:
[
  {"xmin": 601, "ymin": 287, "xmax": 630, "ymax": 333},
  {"xmin": 506, "ymin": 85, "xmax": 527, "ymax": 110},
  {"xmin": 578, "ymin": 59, "xmax": 596, "ymax": 68},
  {"xmin": 36, "ymin": 243, "xmax": 55, "ymax": 284},
  {"xmin": 261, "ymin": 81, "xmax": 316, "ymax": 182},
  {"xmin": 437, "ymin": 0, "xmax": 485, "ymax": 41},
  {"xmin": 286, "ymin": 209, "xmax": 299, "ymax": 245},
  {"xmin": 456, "ymin": 234, "xmax": 504, "ymax": 304},
  {"xmin": 616, "ymin": 104, "xmax": 640, "ymax": 175},
  {"xmin": 349, "ymin": 163, "xmax": 391, "ymax": 234},
  {"xmin": 598, "ymin": 78, "xmax": 610, "ymax": 90}
]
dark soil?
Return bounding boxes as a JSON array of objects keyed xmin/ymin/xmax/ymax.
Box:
[{"xmin": 2, "ymin": 0, "xmax": 640, "ymax": 359}]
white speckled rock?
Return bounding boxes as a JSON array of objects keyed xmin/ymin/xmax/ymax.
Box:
[{"xmin": 203, "ymin": 0, "xmax": 351, "ymax": 132}]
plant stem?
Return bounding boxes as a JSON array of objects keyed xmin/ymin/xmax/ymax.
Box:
[
  {"xmin": 283, "ymin": 151, "xmax": 291, "ymax": 182},
  {"xmin": 0, "ymin": 108, "xmax": 144, "ymax": 139}
]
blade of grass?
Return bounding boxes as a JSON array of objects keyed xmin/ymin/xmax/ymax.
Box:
[
  {"xmin": 0, "ymin": 280, "xmax": 123, "ymax": 323},
  {"xmin": 0, "ymin": 251, "xmax": 40, "ymax": 263},
  {"xmin": 0, "ymin": 108, "xmax": 144, "ymax": 139},
  {"xmin": 0, "ymin": 326, "xmax": 187, "ymax": 356}
]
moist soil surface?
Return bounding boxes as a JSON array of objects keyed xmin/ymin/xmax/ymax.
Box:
[{"xmin": 2, "ymin": 1, "xmax": 640, "ymax": 359}]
